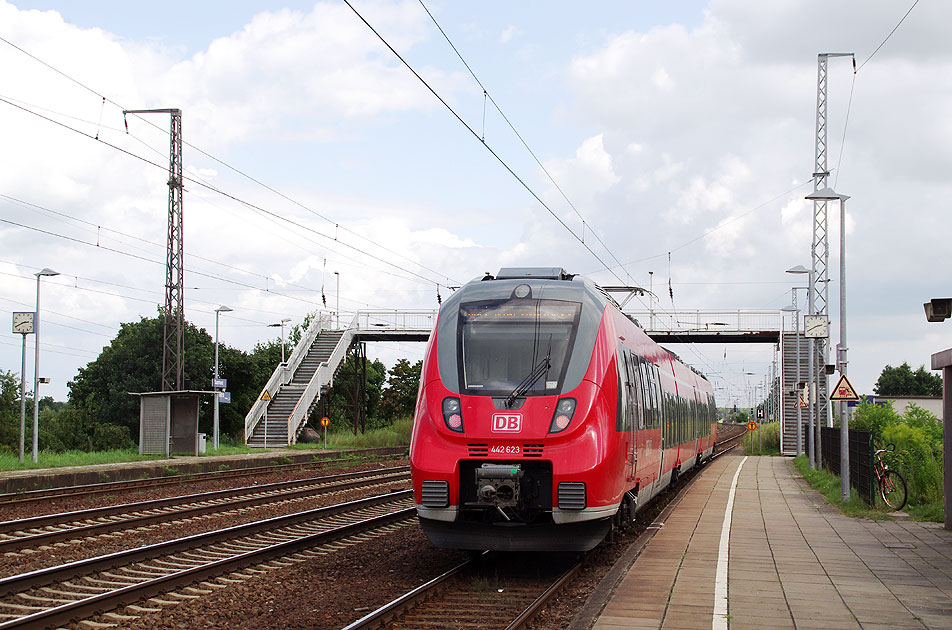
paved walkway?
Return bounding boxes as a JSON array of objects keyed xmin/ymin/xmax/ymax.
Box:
[{"xmin": 591, "ymin": 454, "xmax": 952, "ymax": 629}]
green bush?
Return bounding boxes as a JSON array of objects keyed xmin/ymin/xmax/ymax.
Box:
[
  {"xmin": 742, "ymin": 421, "xmax": 781, "ymax": 455},
  {"xmin": 849, "ymin": 399, "xmax": 901, "ymax": 436},
  {"xmin": 850, "ymin": 400, "xmax": 943, "ymax": 511},
  {"xmin": 882, "ymin": 422, "xmax": 943, "ymax": 506}
]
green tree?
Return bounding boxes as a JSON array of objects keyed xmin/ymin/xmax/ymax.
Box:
[
  {"xmin": 873, "ymin": 362, "xmax": 942, "ymax": 396},
  {"xmin": 68, "ymin": 313, "xmax": 216, "ymax": 436},
  {"xmin": 378, "ymin": 359, "xmax": 422, "ymax": 421},
  {"xmin": 314, "ymin": 355, "xmax": 386, "ymax": 432},
  {"xmin": 0, "ymin": 370, "xmax": 22, "ymax": 455}
]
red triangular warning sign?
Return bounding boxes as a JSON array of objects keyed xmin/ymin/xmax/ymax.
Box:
[
  {"xmin": 798, "ymin": 395, "xmax": 808, "ymax": 408},
  {"xmin": 829, "ymin": 374, "xmax": 860, "ymax": 401}
]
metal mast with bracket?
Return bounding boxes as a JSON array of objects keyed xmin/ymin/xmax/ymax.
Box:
[
  {"xmin": 811, "ymin": 53, "xmax": 853, "ymax": 433},
  {"xmin": 123, "ymin": 108, "xmax": 184, "ymax": 391}
]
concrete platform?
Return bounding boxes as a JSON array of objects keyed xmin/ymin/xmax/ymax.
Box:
[{"xmin": 590, "ymin": 454, "xmax": 952, "ymax": 629}]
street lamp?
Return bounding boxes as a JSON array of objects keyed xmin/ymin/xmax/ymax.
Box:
[
  {"xmin": 32, "ymin": 268, "xmax": 59, "ymax": 463},
  {"xmin": 213, "ymin": 305, "xmax": 233, "ymax": 451},
  {"xmin": 787, "ymin": 265, "xmax": 814, "ymax": 468},
  {"xmin": 806, "ymin": 186, "xmax": 851, "ymax": 500},
  {"xmin": 269, "ymin": 318, "xmax": 292, "ymax": 363}
]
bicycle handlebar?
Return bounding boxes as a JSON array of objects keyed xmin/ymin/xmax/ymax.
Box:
[{"xmin": 874, "ymin": 443, "xmax": 896, "ymax": 457}]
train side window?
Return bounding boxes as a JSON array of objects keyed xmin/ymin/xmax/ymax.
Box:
[
  {"xmin": 616, "ymin": 347, "xmax": 626, "ymax": 432},
  {"xmin": 650, "ymin": 364, "xmax": 660, "ymax": 430},
  {"xmin": 628, "ymin": 353, "xmax": 644, "ymax": 430},
  {"xmin": 637, "ymin": 358, "xmax": 651, "ymax": 427}
]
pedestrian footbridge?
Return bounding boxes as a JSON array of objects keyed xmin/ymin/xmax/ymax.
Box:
[
  {"xmin": 245, "ymin": 308, "xmax": 824, "ymax": 451},
  {"xmin": 244, "ymin": 310, "xmax": 435, "ymax": 447}
]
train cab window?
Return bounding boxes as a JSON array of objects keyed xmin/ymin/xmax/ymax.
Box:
[{"xmin": 457, "ymin": 298, "xmax": 581, "ymax": 396}]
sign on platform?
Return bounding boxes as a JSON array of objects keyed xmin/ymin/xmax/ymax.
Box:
[
  {"xmin": 829, "ymin": 374, "xmax": 860, "ymax": 401},
  {"xmin": 260, "ymin": 390, "xmax": 272, "ymax": 401},
  {"xmin": 212, "ymin": 378, "xmax": 227, "ymax": 389},
  {"xmin": 747, "ymin": 421, "xmax": 758, "ymax": 431},
  {"xmin": 219, "ymin": 391, "xmax": 231, "ymax": 404}
]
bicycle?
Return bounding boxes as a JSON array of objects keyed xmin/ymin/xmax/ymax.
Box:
[{"xmin": 874, "ymin": 443, "xmax": 908, "ymax": 510}]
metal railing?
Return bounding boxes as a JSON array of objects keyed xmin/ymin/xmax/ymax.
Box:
[
  {"xmin": 285, "ymin": 315, "xmax": 358, "ymax": 444},
  {"xmin": 244, "ymin": 313, "xmax": 332, "ymax": 443},
  {"xmin": 354, "ymin": 309, "xmax": 437, "ymax": 331},
  {"xmin": 244, "ymin": 309, "xmax": 436, "ymax": 444},
  {"xmin": 624, "ymin": 310, "xmax": 786, "ymax": 333}
]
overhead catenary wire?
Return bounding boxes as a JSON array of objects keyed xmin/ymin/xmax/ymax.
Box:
[
  {"xmin": 0, "ymin": 190, "xmax": 436, "ymax": 291},
  {"xmin": 342, "ymin": 0, "xmax": 626, "ymax": 286},
  {"xmin": 415, "ymin": 0, "xmax": 633, "ymax": 285},
  {"xmin": 0, "ymin": 35, "xmax": 460, "ymax": 290},
  {"xmin": 834, "ymin": 0, "xmax": 919, "ymax": 188},
  {"xmin": 0, "ymin": 95, "xmax": 453, "ymax": 291}
]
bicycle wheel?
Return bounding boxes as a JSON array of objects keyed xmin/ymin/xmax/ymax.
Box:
[{"xmin": 880, "ymin": 470, "xmax": 907, "ymax": 510}]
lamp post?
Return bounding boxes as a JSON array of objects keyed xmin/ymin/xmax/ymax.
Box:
[
  {"xmin": 213, "ymin": 305, "xmax": 233, "ymax": 451},
  {"xmin": 32, "ymin": 268, "xmax": 59, "ymax": 463},
  {"xmin": 269, "ymin": 318, "xmax": 292, "ymax": 364},
  {"xmin": 334, "ymin": 271, "xmax": 340, "ymax": 329},
  {"xmin": 806, "ymin": 187, "xmax": 851, "ymax": 500}
]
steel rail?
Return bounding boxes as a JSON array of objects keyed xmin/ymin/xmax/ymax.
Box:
[
  {"xmin": 0, "ymin": 506, "xmax": 416, "ymax": 630},
  {"xmin": 340, "ymin": 559, "xmax": 476, "ymax": 630},
  {"xmin": 0, "ymin": 467, "xmax": 410, "ymax": 552},
  {"xmin": 341, "ymin": 553, "xmax": 582, "ymax": 630},
  {"xmin": 505, "ymin": 560, "xmax": 584, "ymax": 630},
  {"xmin": 0, "ymin": 447, "xmax": 407, "ymax": 505},
  {"xmin": 0, "ymin": 489, "xmax": 412, "ymax": 598}
]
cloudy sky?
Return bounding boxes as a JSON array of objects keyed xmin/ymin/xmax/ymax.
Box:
[{"xmin": 1, "ymin": 0, "xmax": 948, "ymax": 411}]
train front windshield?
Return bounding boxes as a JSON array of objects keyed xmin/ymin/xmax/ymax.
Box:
[{"xmin": 458, "ymin": 299, "xmax": 581, "ymax": 396}]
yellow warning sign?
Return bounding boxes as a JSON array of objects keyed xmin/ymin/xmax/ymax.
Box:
[
  {"xmin": 747, "ymin": 421, "xmax": 758, "ymax": 431},
  {"xmin": 829, "ymin": 374, "xmax": 860, "ymax": 401},
  {"xmin": 260, "ymin": 390, "xmax": 272, "ymax": 401}
]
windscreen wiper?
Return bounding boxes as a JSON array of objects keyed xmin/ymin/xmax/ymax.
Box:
[{"xmin": 505, "ymin": 352, "xmax": 551, "ymax": 408}]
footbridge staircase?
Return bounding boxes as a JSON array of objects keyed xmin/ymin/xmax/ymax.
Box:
[{"xmin": 244, "ymin": 311, "xmax": 435, "ymax": 447}]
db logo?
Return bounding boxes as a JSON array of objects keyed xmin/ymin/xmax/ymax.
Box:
[{"xmin": 491, "ymin": 413, "xmax": 522, "ymax": 432}]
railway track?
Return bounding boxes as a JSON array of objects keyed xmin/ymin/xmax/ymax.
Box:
[
  {"xmin": 0, "ymin": 491, "xmax": 415, "ymax": 629},
  {"xmin": 0, "ymin": 466, "xmax": 410, "ymax": 554},
  {"xmin": 344, "ymin": 426, "xmax": 747, "ymax": 630},
  {"xmin": 343, "ymin": 552, "xmax": 581, "ymax": 630},
  {"xmin": 0, "ymin": 447, "xmax": 406, "ymax": 506}
]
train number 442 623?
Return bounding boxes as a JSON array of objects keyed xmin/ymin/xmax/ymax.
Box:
[{"xmin": 489, "ymin": 445, "xmax": 521, "ymax": 455}]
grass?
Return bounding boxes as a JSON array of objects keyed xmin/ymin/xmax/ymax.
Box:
[
  {"xmin": 792, "ymin": 454, "xmax": 888, "ymax": 519},
  {"xmin": 741, "ymin": 421, "xmax": 781, "ymax": 456},
  {"xmin": 0, "ymin": 419, "xmax": 412, "ymax": 472},
  {"xmin": 793, "ymin": 456, "xmax": 944, "ymax": 524},
  {"xmin": 298, "ymin": 418, "xmax": 412, "ymax": 450},
  {"xmin": 0, "ymin": 449, "xmax": 157, "ymax": 472}
]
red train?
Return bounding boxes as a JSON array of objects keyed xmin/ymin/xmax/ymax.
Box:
[{"xmin": 410, "ymin": 267, "xmax": 717, "ymax": 551}]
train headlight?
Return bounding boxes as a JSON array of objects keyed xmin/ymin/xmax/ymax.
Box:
[
  {"xmin": 548, "ymin": 398, "xmax": 577, "ymax": 433},
  {"xmin": 442, "ymin": 397, "xmax": 464, "ymax": 433}
]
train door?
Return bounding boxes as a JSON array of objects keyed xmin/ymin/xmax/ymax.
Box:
[
  {"xmin": 693, "ymin": 388, "xmax": 701, "ymax": 458},
  {"xmin": 617, "ymin": 348, "xmax": 635, "ymax": 483}
]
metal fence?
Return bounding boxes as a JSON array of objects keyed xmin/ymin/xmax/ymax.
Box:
[
  {"xmin": 624, "ymin": 310, "xmax": 785, "ymax": 333},
  {"xmin": 820, "ymin": 426, "xmax": 876, "ymax": 506},
  {"xmin": 354, "ymin": 310, "xmax": 437, "ymax": 331}
]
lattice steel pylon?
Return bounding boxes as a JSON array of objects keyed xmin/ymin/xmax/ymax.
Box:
[
  {"xmin": 811, "ymin": 53, "xmax": 852, "ymax": 430},
  {"xmin": 123, "ymin": 108, "xmax": 184, "ymax": 391}
]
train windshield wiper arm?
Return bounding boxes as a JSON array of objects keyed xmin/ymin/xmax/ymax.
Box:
[{"xmin": 505, "ymin": 352, "xmax": 550, "ymax": 408}]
